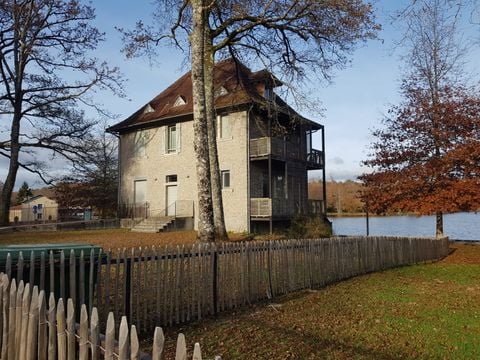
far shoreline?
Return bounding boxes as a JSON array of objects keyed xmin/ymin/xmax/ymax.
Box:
[{"xmin": 327, "ymin": 211, "xmax": 479, "ymax": 218}]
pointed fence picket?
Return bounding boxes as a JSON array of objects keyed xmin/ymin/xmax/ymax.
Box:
[
  {"xmin": 1, "ymin": 236, "xmax": 449, "ymax": 335},
  {"xmin": 0, "ymin": 274, "xmax": 212, "ymax": 360}
]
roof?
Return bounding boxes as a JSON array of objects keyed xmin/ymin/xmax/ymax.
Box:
[
  {"xmin": 22, "ymin": 195, "xmax": 53, "ymax": 204},
  {"xmin": 108, "ymin": 58, "xmax": 321, "ymax": 133}
]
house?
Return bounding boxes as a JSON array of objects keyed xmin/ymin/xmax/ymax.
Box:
[
  {"xmin": 9, "ymin": 195, "xmax": 58, "ymax": 223},
  {"xmin": 108, "ymin": 58, "xmax": 327, "ymax": 233}
]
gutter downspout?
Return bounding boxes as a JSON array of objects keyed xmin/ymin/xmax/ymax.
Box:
[
  {"xmin": 247, "ymin": 106, "xmax": 252, "ymax": 233},
  {"xmin": 111, "ymin": 132, "xmax": 122, "ymax": 224}
]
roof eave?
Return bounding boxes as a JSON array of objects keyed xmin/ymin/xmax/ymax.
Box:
[{"xmin": 110, "ymin": 101, "xmax": 253, "ymax": 134}]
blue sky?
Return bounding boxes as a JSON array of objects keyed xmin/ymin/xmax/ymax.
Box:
[{"xmin": 5, "ymin": 0, "xmax": 480, "ymax": 189}]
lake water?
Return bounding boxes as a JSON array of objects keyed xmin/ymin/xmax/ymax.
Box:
[{"xmin": 330, "ymin": 212, "xmax": 480, "ymax": 241}]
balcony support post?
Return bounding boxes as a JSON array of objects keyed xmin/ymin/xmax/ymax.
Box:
[
  {"xmin": 268, "ymin": 117, "xmax": 273, "ymax": 234},
  {"xmin": 268, "ymin": 154, "xmax": 273, "ymax": 234},
  {"xmin": 321, "ymin": 126, "xmax": 327, "ymax": 215}
]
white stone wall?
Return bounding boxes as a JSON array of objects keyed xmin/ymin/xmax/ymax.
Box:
[
  {"xmin": 17, "ymin": 197, "xmax": 58, "ymax": 222},
  {"xmin": 119, "ymin": 110, "xmax": 249, "ymax": 233}
]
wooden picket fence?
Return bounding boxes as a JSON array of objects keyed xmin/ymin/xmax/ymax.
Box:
[
  {"xmin": 1, "ymin": 237, "xmax": 450, "ymax": 334},
  {"xmin": 0, "ymin": 273, "xmax": 214, "ymax": 360}
]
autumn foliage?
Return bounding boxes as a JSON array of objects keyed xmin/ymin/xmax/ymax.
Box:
[
  {"xmin": 360, "ymin": 85, "xmax": 480, "ymax": 215},
  {"xmin": 309, "ymin": 180, "xmax": 364, "ymax": 213}
]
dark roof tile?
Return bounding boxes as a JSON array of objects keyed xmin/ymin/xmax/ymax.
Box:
[{"xmin": 108, "ymin": 58, "xmax": 320, "ymax": 132}]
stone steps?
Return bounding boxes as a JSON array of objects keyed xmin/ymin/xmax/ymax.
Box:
[{"xmin": 131, "ymin": 217, "xmax": 174, "ymax": 233}]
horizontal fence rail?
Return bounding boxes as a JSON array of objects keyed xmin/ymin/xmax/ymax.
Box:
[
  {"xmin": 1, "ymin": 237, "xmax": 450, "ymax": 334},
  {"xmin": 0, "ymin": 274, "xmax": 214, "ymax": 360}
]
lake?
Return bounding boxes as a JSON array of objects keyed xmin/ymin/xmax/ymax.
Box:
[{"xmin": 330, "ymin": 212, "xmax": 480, "ymax": 241}]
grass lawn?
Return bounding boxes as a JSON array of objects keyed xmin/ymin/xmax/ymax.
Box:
[
  {"xmin": 0, "ymin": 228, "xmax": 198, "ymax": 249},
  {"xmin": 0, "ymin": 228, "xmax": 256, "ymax": 250},
  {"xmin": 155, "ymin": 243, "xmax": 480, "ymax": 359}
]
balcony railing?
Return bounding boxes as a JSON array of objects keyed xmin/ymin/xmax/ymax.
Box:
[
  {"xmin": 306, "ymin": 149, "xmax": 324, "ymax": 169},
  {"xmin": 250, "ymin": 198, "xmax": 325, "ymax": 218},
  {"xmin": 250, "ymin": 137, "xmax": 323, "ymax": 168},
  {"xmin": 119, "ymin": 200, "xmax": 194, "ymax": 220},
  {"xmin": 250, "ymin": 198, "xmax": 272, "ymax": 217},
  {"xmin": 308, "ymin": 199, "xmax": 325, "ymax": 215}
]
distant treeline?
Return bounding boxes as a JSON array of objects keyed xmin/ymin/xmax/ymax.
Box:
[{"xmin": 309, "ymin": 180, "xmax": 364, "ymax": 214}]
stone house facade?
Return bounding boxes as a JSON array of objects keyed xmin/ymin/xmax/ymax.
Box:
[{"xmin": 108, "ymin": 59, "xmax": 326, "ymax": 233}]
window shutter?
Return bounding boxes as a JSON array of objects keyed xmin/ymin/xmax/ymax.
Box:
[{"xmin": 176, "ymin": 123, "xmax": 181, "ymax": 153}]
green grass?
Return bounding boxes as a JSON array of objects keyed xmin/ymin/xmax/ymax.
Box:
[{"xmin": 157, "ymin": 244, "xmax": 480, "ymax": 359}]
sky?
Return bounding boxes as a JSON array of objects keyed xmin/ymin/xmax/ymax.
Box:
[{"xmin": 3, "ymin": 0, "xmax": 480, "ymax": 190}]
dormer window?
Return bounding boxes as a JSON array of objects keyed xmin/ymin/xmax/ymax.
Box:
[
  {"xmin": 214, "ymin": 86, "xmax": 228, "ymax": 98},
  {"xmin": 144, "ymin": 104, "xmax": 154, "ymax": 113},
  {"xmin": 173, "ymin": 96, "xmax": 186, "ymax": 107}
]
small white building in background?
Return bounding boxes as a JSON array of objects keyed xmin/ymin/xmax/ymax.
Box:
[{"xmin": 9, "ymin": 195, "xmax": 58, "ymax": 223}]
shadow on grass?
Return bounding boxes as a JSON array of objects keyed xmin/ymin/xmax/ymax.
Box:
[
  {"xmin": 158, "ymin": 287, "xmax": 415, "ymax": 359},
  {"xmin": 244, "ymin": 316, "xmax": 408, "ymax": 360}
]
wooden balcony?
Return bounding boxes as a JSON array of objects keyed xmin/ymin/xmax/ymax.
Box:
[
  {"xmin": 250, "ymin": 198, "xmax": 325, "ymax": 219},
  {"xmin": 250, "ymin": 137, "xmax": 323, "ymax": 169},
  {"xmin": 308, "ymin": 199, "xmax": 325, "ymax": 215},
  {"xmin": 250, "ymin": 198, "xmax": 272, "ymax": 218},
  {"xmin": 306, "ymin": 149, "xmax": 324, "ymax": 170},
  {"xmin": 249, "ymin": 137, "xmax": 284, "ymax": 158}
]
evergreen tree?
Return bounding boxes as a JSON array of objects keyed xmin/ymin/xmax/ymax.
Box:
[{"xmin": 16, "ymin": 181, "xmax": 33, "ymax": 204}]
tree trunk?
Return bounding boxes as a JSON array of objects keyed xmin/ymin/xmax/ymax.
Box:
[
  {"xmin": 0, "ymin": 115, "xmax": 21, "ymax": 226},
  {"xmin": 435, "ymin": 211, "xmax": 443, "ymax": 239},
  {"xmin": 190, "ymin": 0, "xmax": 215, "ymax": 242},
  {"xmin": 204, "ymin": 25, "xmax": 228, "ymax": 241}
]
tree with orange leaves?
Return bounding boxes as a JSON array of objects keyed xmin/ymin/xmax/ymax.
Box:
[
  {"xmin": 361, "ymin": 0, "xmax": 480, "ymax": 238},
  {"xmin": 360, "ymin": 84, "xmax": 480, "ymax": 237}
]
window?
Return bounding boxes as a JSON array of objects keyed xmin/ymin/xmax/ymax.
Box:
[
  {"xmin": 134, "ymin": 131, "xmax": 146, "ymax": 157},
  {"xmin": 214, "ymin": 86, "xmax": 228, "ymax": 98},
  {"xmin": 144, "ymin": 104, "xmax": 154, "ymax": 113},
  {"xmin": 217, "ymin": 115, "xmax": 232, "ymax": 140},
  {"xmin": 221, "ymin": 170, "xmax": 231, "ymax": 189},
  {"xmin": 173, "ymin": 96, "xmax": 186, "ymax": 107},
  {"xmin": 167, "ymin": 124, "xmax": 177, "ymax": 153},
  {"xmin": 166, "ymin": 174, "xmax": 177, "ymax": 183}
]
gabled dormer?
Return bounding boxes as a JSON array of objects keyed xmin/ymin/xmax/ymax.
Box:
[
  {"xmin": 143, "ymin": 103, "xmax": 154, "ymax": 114},
  {"xmin": 215, "ymin": 86, "xmax": 228, "ymax": 98},
  {"xmin": 173, "ymin": 95, "xmax": 187, "ymax": 107}
]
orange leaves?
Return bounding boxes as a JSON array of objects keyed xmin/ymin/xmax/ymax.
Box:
[{"xmin": 361, "ymin": 85, "xmax": 480, "ymax": 215}]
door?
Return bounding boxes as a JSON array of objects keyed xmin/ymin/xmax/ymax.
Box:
[
  {"xmin": 134, "ymin": 180, "xmax": 147, "ymax": 204},
  {"xmin": 166, "ymin": 185, "xmax": 177, "ymax": 216},
  {"xmin": 134, "ymin": 180, "xmax": 147, "ymax": 218}
]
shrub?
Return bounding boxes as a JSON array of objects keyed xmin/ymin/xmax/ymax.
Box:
[{"xmin": 287, "ymin": 215, "xmax": 332, "ymax": 239}]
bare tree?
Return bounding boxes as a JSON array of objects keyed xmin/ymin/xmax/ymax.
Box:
[
  {"xmin": 121, "ymin": 0, "xmax": 378, "ymax": 241},
  {"xmin": 0, "ymin": 0, "xmax": 124, "ymax": 225},
  {"xmin": 55, "ymin": 128, "xmax": 119, "ymax": 219}
]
